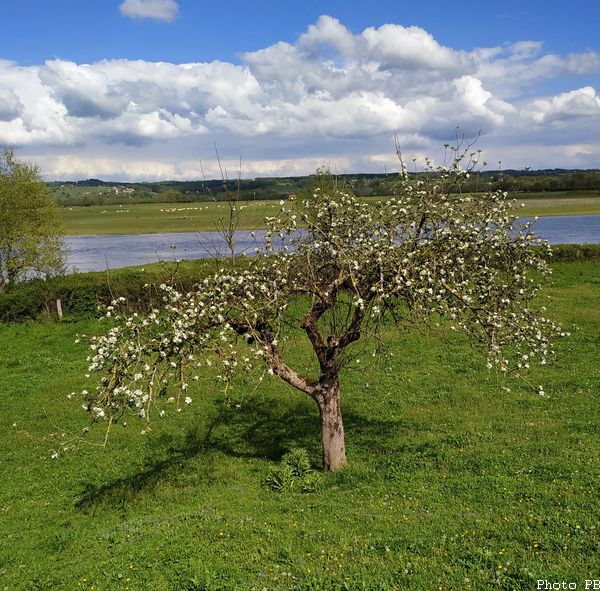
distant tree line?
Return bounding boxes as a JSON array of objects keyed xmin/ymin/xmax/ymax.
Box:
[
  {"xmin": 49, "ymin": 169, "xmax": 600, "ymax": 207},
  {"xmin": 472, "ymin": 170, "xmax": 600, "ymax": 194}
]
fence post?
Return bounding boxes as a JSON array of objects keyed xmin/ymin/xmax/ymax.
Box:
[{"xmin": 56, "ymin": 299, "xmax": 63, "ymax": 320}]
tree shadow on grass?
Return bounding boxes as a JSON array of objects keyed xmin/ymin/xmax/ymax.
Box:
[{"xmin": 75, "ymin": 395, "xmax": 407, "ymax": 511}]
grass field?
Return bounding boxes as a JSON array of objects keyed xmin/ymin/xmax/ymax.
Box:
[
  {"xmin": 1, "ymin": 261, "xmax": 599, "ymax": 589},
  {"xmin": 60, "ymin": 201, "xmax": 283, "ymax": 235},
  {"xmin": 514, "ymin": 191, "xmax": 600, "ymax": 217},
  {"xmin": 59, "ymin": 192, "xmax": 600, "ymax": 236}
]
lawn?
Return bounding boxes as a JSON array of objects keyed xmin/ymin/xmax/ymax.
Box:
[
  {"xmin": 59, "ymin": 192, "xmax": 600, "ymax": 236},
  {"xmin": 0, "ymin": 261, "xmax": 599, "ymax": 590}
]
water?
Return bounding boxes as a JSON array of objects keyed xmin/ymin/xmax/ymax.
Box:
[
  {"xmin": 65, "ymin": 215, "xmax": 600, "ymax": 273},
  {"xmin": 531, "ymin": 214, "xmax": 600, "ymax": 245},
  {"xmin": 65, "ymin": 230, "xmax": 267, "ymax": 273}
]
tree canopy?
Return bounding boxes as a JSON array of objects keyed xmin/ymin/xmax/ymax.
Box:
[
  {"xmin": 0, "ymin": 147, "xmax": 66, "ymax": 290},
  {"xmin": 80, "ymin": 146, "xmax": 562, "ymax": 471}
]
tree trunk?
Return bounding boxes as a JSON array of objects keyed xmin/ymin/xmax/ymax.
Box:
[{"xmin": 317, "ymin": 378, "xmax": 346, "ymax": 471}]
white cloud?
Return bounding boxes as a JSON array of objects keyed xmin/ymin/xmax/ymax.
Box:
[
  {"xmin": 299, "ymin": 15, "xmax": 358, "ymax": 59},
  {"xmin": 475, "ymin": 47, "xmax": 600, "ymax": 100},
  {"xmin": 32, "ymin": 153, "xmax": 353, "ymax": 182},
  {"xmin": 453, "ymin": 76, "xmax": 516, "ymax": 126},
  {"xmin": 525, "ymin": 87, "xmax": 600, "ymax": 124},
  {"xmin": 119, "ymin": 0, "xmax": 179, "ymax": 22},
  {"xmin": 0, "ymin": 88, "xmax": 22, "ymax": 121},
  {"xmin": 362, "ymin": 23, "xmax": 467, "ymax": 71},
  {"xmin": 1, "ymin": 16, "xmax": 600, "ymax": 178}
]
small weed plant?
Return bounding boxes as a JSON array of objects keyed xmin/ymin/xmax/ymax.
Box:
[{"xmin": 264, "ymin": 448, "xmax": 323, "ymax": 493}]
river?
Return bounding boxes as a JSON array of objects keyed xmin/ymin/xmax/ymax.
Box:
[{"xmin": 65, "ymin": 214, "xmax": 600, "ymax": 273}]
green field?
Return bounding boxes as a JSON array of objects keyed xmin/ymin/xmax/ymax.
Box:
[
  {"xmin": 60, "ymin": 201, "xmax": 283, "ymax": 235},
  {"xmin": 1, "ymin": 261, "xmax": 599, "ymax": 589},
  {"xmin": 514, "ymin": 191, "xmax": 600, "ymax": 217},
  {"xmin": 59, "ymin": 192, "xmax": 600, "ymax": 236}
]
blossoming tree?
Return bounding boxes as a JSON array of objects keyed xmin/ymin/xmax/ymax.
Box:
[{"xmin": 82, "ymin": 147, "xmax": 561, "ymax": 471}]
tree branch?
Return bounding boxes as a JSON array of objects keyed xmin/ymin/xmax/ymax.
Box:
[
  {"xmin": 339, "ymin": 302, "xmax": 366, "ymax": 350},
  {"xmin": 250, "ymin": 320, "xmax": 319, "ymax": 398},
  {"xmin": 300, "ymin": 298, "xmax": 328, "ymax": 369}
]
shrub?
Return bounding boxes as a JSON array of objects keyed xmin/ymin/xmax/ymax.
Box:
[
  {"xmin": 0, "ymin": 260, "xmax": 216, "ymax": 321},
  {"xmin": 549, "ymin": 243, "xmax": 600, "ymax": 262}
]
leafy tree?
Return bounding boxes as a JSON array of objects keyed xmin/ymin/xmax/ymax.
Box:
[
  {"xmin": 0, "ymin": 147, "xmax": 66, "ymax": 290},
  {"xmin": 80, "ymin": 146, "xmax": 562, "ymax": 471}
]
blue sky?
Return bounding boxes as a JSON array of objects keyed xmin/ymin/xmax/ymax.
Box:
[
  {"xmin": 0, "ymin": 0, "xmax": 599, "ymax": 180},
  {"xmin": 3, "ymin": 1, "xmax": 599, "ymax": 64}
]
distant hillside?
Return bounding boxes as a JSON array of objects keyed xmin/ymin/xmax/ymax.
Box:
[{"xmin": 49, "ymin": 169, "xmax": 600, "ymax": 207}]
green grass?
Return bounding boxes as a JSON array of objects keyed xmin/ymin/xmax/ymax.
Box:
[
  {"xmin": 59, "ymin": 192, "xmax": 600, "ymax": 236},
  {"xmin": 1, "ymin": 261, "xmax": 599, "ymax": 590},
  {"xmin": 513, "ymin": 192, "xmax": 600, "ymax": 217},
  {"xmin": 60, "ymin": 201, "xmax": 283, "ymax": 235}
]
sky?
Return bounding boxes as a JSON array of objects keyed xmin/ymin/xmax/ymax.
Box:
[{"xmin": 0, "ymin": 0, "xmax": 599, "ymax": 181}]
